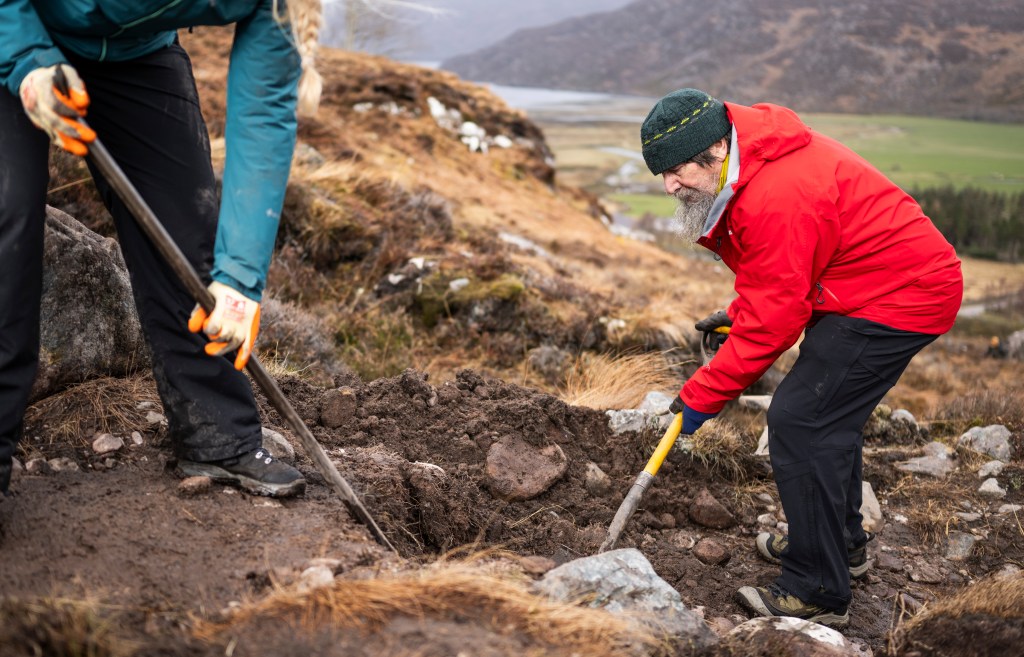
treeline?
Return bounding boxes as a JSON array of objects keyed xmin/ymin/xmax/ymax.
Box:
[{"xmin": 911, "ymin": 186, "xmax": 1024, "ymax": 263}]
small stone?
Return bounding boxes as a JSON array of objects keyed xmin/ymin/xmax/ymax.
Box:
[
  {"xmin": 136, "ymin": 401, "xmax": 158, "ymax": 411},
  {"xmin": 909, "ymin": 562, "xmax": 943, "ymax": 584},
  {"xmin": 671, "ymin": 531, "xmax": 697, "ymax": 550},
  {"xmin": 956, "ymin": 512, "xmax": 983, "ymax": 522},
  {"xmin": 754, "ymin": 426, "xmax": 769, "ymax": 456},
  {"xmin": 103, "ymin": 458, "xmax": 116, "ymax": 469},
  {"xmin": 261, "ymin": 427, "xmax": 295, "ymax": 459},
  {"xmin": 958, "ymin": 425, "xmax": 1012, "ymax": 462},
  {"xmin": 994, "ymin": 563, "xmax": 1022, "ymax": 579},
  {"xmin": 130, "ymin": 431, "xmax": 144, "ymax": 446},
  {"xmin": 997, "ymin": 504, "xmax": 1023, "ymax": 515},
  {"xmin": 757, "ymin": 513, "xmax": 776, "ymax": 526},
  {"xmin": 486, "ymin": 436, "xmax": 567, "ymax": 502},
  {"xmin": 860, "ymin": 481, "xmax": 884, "ymax": 533},
  {"xmin": 297, "ymin": 565, "xmax": 335, "ymax": 592},
  {"xmin": 896, "ymin": 441, "xmax": 955, "ymax": 478},
  {"xmin": 688, "ymin": 488, "xmax": 736, "ymax": 529},
  {"xmin": 706, "ymin": 616, "xmax": 736, "ymax": 636},
  {"xmin": 978, "ymin": 460, "xmax": 1006, "ymax": 478},
  {"xmin": 178, "ymin": 476, "xmax": 212, "ymax": 496},
  {"xmin": 900, "ymin": 593, "xmax": 923, "ymax": 614},
  {"xmin": 978, "ymin": 478, "xmax": 1007, "ymax": 499},
  {"xmin": 92, "ymin": 433, "xmax": 124, "ymax": 455},
  {"xmin": 658, "ymin": 512, "xmax": 677, "ymax": 529},
  {"xmin": 519, "ymin": 555, "xmax": 557, "ymax": 575},
  {"xmin": 583, "ymin": 462, "xmax": 612, "ymax": 497},
  {"xmin": 145, "ymin": 410, "xmax": 167, "ymax": 426},
  {"xmin": 11, "ymin": 457, "xmax": 23, "ymax": 474},
  {"xmin": 737, "ymin": 395, "xmax": 773, "ymax": 412},
  {"xmin": 756, "ymin": 493, "xmax": 774, "ymax": 504},
  {"xmin": 25, "ymin": 458, "xmax": 49, "ymax": 474},
  {"xmin": 306, "ymin": 558, "xmax": 343, "ymax": 573},
  {"xmin": 47, "ymin": 457, "xmax": 79, "ymax": 472},
  {"xmin": 944, "ymin": 531, "xmax": 978, "ymax": 560},
  {"xmin": 693, "ymin": 538, "xmax": 730, "ymax": 565}
]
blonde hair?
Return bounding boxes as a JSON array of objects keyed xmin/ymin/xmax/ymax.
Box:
[{"xmin": 274, "ymin": 0, "xmax": 324, "ymax": 117}]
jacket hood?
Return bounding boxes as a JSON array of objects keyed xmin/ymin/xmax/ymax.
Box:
[{"xmin": 726, "ymin": 102, "xmax": 812, "ymax": 187}]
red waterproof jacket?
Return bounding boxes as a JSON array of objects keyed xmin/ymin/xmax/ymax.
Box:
[{"xmin": 681, "ymin": 102, "xmax": 963, "ymax": 414}]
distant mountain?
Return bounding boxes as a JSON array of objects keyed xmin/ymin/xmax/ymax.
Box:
[{"xmin": 442, "ymin": 0, "xmax": 1024, "ymax": 122}]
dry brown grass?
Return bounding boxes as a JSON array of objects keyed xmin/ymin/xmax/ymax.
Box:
[
  {"xmin": 687, "ymin": 419, "xmax": 758, "ymax": 481},
  {"xmin": 23, "ymin": 374, "xmax": 159, "ymax": 447},
  {"xmin": 884, "ymin": 475, "xmax": 966, "ymax": 545},
  {"xmin": 559, "ymin": 352, "xmax": 677, "ymax": 410},
  {"xmin": 194, "ymin": 564, "xmax": 657, "ymax": 657},
  {"xmin": 0, "ymin": 596, "xmax": 135, "ymax": 657}
]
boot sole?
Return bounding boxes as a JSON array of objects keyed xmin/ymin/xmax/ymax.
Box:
[
  {"xmin": 756, "ymin": 533, "xmax": 871, "ymax": 579},
  {"xmin": 177, "ymin": 461, "xmax": 306, "ymax": 498},
  {"xmin": 736, "ymin": 586, "xmax": 850, "ymax": 629}
]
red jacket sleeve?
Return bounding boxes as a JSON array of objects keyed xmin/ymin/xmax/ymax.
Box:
[{"xmin": 681, "ymin": 191, "xmax": 841, "ymax": 413}]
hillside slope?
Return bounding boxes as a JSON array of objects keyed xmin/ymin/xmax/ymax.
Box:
[{"xmin": 442, "ymin": 0, "xmax": 1024, "ymax": 122}]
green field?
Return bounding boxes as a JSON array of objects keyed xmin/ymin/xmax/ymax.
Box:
[{"xmin": 540, "ymin": 112, "xmax": 1024, "ymax": 219}]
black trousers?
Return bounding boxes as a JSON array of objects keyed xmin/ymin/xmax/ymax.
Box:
[
  {"xmin": 0, "ymin": 42, "xmax": 262, "ymax": 489},
  {"xmin": 765, "ymin": 315, "xmax": 937, "ymax": 610}
]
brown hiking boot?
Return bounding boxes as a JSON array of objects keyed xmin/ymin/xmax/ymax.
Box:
[
  {"xmin": 736, "ymin": 584, "xmax": 849, "ymax": 628},
  {"xmin": 756, "ymin": 532, "xmax": 873, "ymax": 578}
]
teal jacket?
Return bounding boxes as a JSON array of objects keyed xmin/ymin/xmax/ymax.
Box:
[{"xmin": 1, "ymin": 0, "xmax": 301, "ymax": 300}]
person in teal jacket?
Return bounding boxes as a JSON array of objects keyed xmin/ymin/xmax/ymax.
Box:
[{"xmin": 0, "ymin": 0, "xmax": 324, "ymax": 498}]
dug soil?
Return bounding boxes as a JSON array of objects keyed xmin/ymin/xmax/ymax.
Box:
[{"xmin": 3, "ymin": 364, "xmax": 1022, "ymax": 655}]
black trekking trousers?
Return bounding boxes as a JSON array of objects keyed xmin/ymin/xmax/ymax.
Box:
[
  {"xmin": 0, "ymin": 42, "xmax": 262, "ymax": 483},
  {"xmin": 766, "ymin": 314, "xmax": 937, "ymax": 610}
]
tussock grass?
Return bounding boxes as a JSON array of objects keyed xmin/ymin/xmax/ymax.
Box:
[
  {"xmin": 0, "ymin": 596, "xmax": 134, "ymax": 657},
  {"xmin": 194, "ymin": 564, "xmax": 656, "ymax": 657},
  {"xmin": 885, "ymin": 475, "xmax": 965, "ymax": 545},
  {"xmin": 24, "ymin": 374, "xmax": 159, "ymax": 446},
  {"xmin": 688, "ymin": 419, "xmax": 757, "ymax": 481},
  {"xmin": 933, "ymin": 386, "xmax": 1024, "ymax": 433},
  {"xmin": 560, "ymin": 352, "xmax": 676, "ymax": 411}
]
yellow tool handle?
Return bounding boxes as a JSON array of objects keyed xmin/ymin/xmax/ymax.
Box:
[
  {"xmin": 714, "ymin": 326, "xmax": 731, "ymax": 334},
  {"xmin": 643, "ymin": 412, "xmax": 683, "ymax": 476}
]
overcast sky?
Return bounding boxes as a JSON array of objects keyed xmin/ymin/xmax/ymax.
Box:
[{"xmin": 322, "ymin": 0, "xmax": 635, "ymax": 61}]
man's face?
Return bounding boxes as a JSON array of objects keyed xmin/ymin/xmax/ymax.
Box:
[{"xmin": 662, "ymin": 140, "xmax": 727, "ymax": 241}]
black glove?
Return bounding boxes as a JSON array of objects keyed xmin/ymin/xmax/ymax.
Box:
[{"xmin": 694, "ymin": 309, "xmax": 732, "ymax": 333}]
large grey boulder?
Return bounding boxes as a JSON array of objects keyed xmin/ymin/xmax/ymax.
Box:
[
  {"xmin": 31, "ymin": 207, "xmax": 147, "ymax": 401},
  {"xmin": 533, "ymin": 548, "xmax": 718, "ymax": 651}
]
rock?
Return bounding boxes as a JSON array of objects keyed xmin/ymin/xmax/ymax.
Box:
[
  {"xmin": 261, "ymin": 427, "xmax": 295, "ymax": 460},
  {"xmin": 726, "ymin": 616, "xmax": 867, "ymax": 656},
  {"xmin": 47, "ymin": 457, "xmax": 79, "ymax": 472},
  {"xmin": 583, "ymin": 462, "xmax": 612, "ymax": 497},
  {"xmin": 693, "ymin": 539, "xmax": 730, "ymax": 565},
  {"xmin": 737, "ymin": 395, "xmax": 773, "ymax": 412},
  {"xmin": 527, "ymin": 345, "xmax": 572, "ymax": 382},
  {"xmin": 909, "ymin": 562, "xmax": 944, "ymax": 584},
  {"xmin": 706, "ymin": 616, "xmax": 736, "ymax": 636},
  {"xmin": 130, "ymin": 431, "xmax": 144, "ymax": 446},
  {"xmin": 485, "ymin": 436, "xmax": 567, "ymax": 501},
  {"xmin": 896, "ymin": 441, "xmax": 955, "ymax": 478},
  {"xmin": 297, "ymin": 565, "xmax": 335, "ymax": 592},
  {"xmin": 31, "ymin": 207, "xmax": 148, "ymax": 402},
  {"xmin": 671, "ymin": 531, "xmax": 697, "ymax": 550},
  {"xmin": 91, "ymin": 433, "xmax": 124, "ymax": 455},
  {"xmin": 891, "ymin": 409, "xmax": 917, "ymax": 425},
  {"xmin": 860, "ymin": 481, "xmax": 884, "ymax": 533},
  {"xmin": 145, "ymin": 410, "xmax": 167, "ymax": 427},
  {"xmin": 978, "ymin": 478, "xmax": 1007, "ymax": 499},
  {"xmin": 997, "ymin": 504, "xmax": 1023, "ymax": 515},
  {"xmin": 955, "ymin": 512, "xmax": 983, "ymax": 522},
  {"xmin": 958, "ymin": 425, "xmax": 1012, "ymax": 462},
  {"xmin": 944, "ymin": 531, "xmax": 978, "ymax": 560},
  {"xmin": 876, "ymin": 552, "xmax": 905, "ymax": 572},
  {"xmin": 978, "ymin": 460, "xmax": 1006, "ymax": 478},
  {"xmin": 757, "ymin": 513, "xmax": 776, "ymax": 526},
  {"xmin": 993, "ymin": 563, "xmax": 1022, "ymax": 579},
  {"xmin": 533, "ymin": 548, "xmax": 717, "ymax": 650},
  {"xmin": 519, "ymin": 555, "xmax": 557, "ymax": 576},
  {"xmin": 320, "ymin": 387, "xmax": 357, "ymax": 429},
  {"xmin": 606, "ymin": 409, "xmax": 654, "ymax": 435},
  {"xmin": 755, "ymin": 426, "xmax": 770, "ymax": 456},
  {"xmin": 639, "ymin": 391, "xmax": 674, "ymax": 415},
  {"xmin": 25, "ymin": 458, "xmax": 51, "ymax": 474},
  {"xmin": 178, "ymin": 476, "xmax": 213, "ymax": 497},
  {"xmin": 900, "ymin": 593, "xmax": 924, "ymax": 614},
  {"xmin": 688, "ymin": 488, "xmax": 736, "ymax": 529}
]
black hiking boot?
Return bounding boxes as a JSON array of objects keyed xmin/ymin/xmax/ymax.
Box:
[
  {"xmin": 736, "ymin": 583, "xmax": 849, "ymax": 628},
  {"xmin": 177, "ymin": 448, "xmax": 305, "ymax": 498},
  {"xmin": 756, "ymin": 531, "xmax": 874, "ymax": 578}
]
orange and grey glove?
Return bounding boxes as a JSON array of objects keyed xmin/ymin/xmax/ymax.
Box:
[
  {"xmin": 188, "ymin": 281, "xmax": 261, "ymax": 371},
  {"xmin": 19, "ymin": 64, "xmax": 96, "ymax": 156}
]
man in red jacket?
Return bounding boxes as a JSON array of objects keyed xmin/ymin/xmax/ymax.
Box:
[{"xmin": 641, "ymin": 89, "xmax": 962, "ymax": 627}]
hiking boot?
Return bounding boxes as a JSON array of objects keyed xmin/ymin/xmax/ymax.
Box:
[
  {"xmin": 177, "ymin": 448, "xmax": 305, "ymax": 498},
  {"xmin": 736, "ymin": 584, "xmax": 849, "ymax": 628},
  {"xmin": 756, "ymin": 531, "xmax": 874, "ymax": 578}
]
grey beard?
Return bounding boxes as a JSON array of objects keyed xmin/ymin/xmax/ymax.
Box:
[{"xmin": 672, "ymin": 191, "xmax": 716, "ymax": 242}]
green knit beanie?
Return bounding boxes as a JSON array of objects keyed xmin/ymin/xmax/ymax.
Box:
[{"xmin": 641, "ymin": 89, "xmax": 731, "ymax": 175}]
